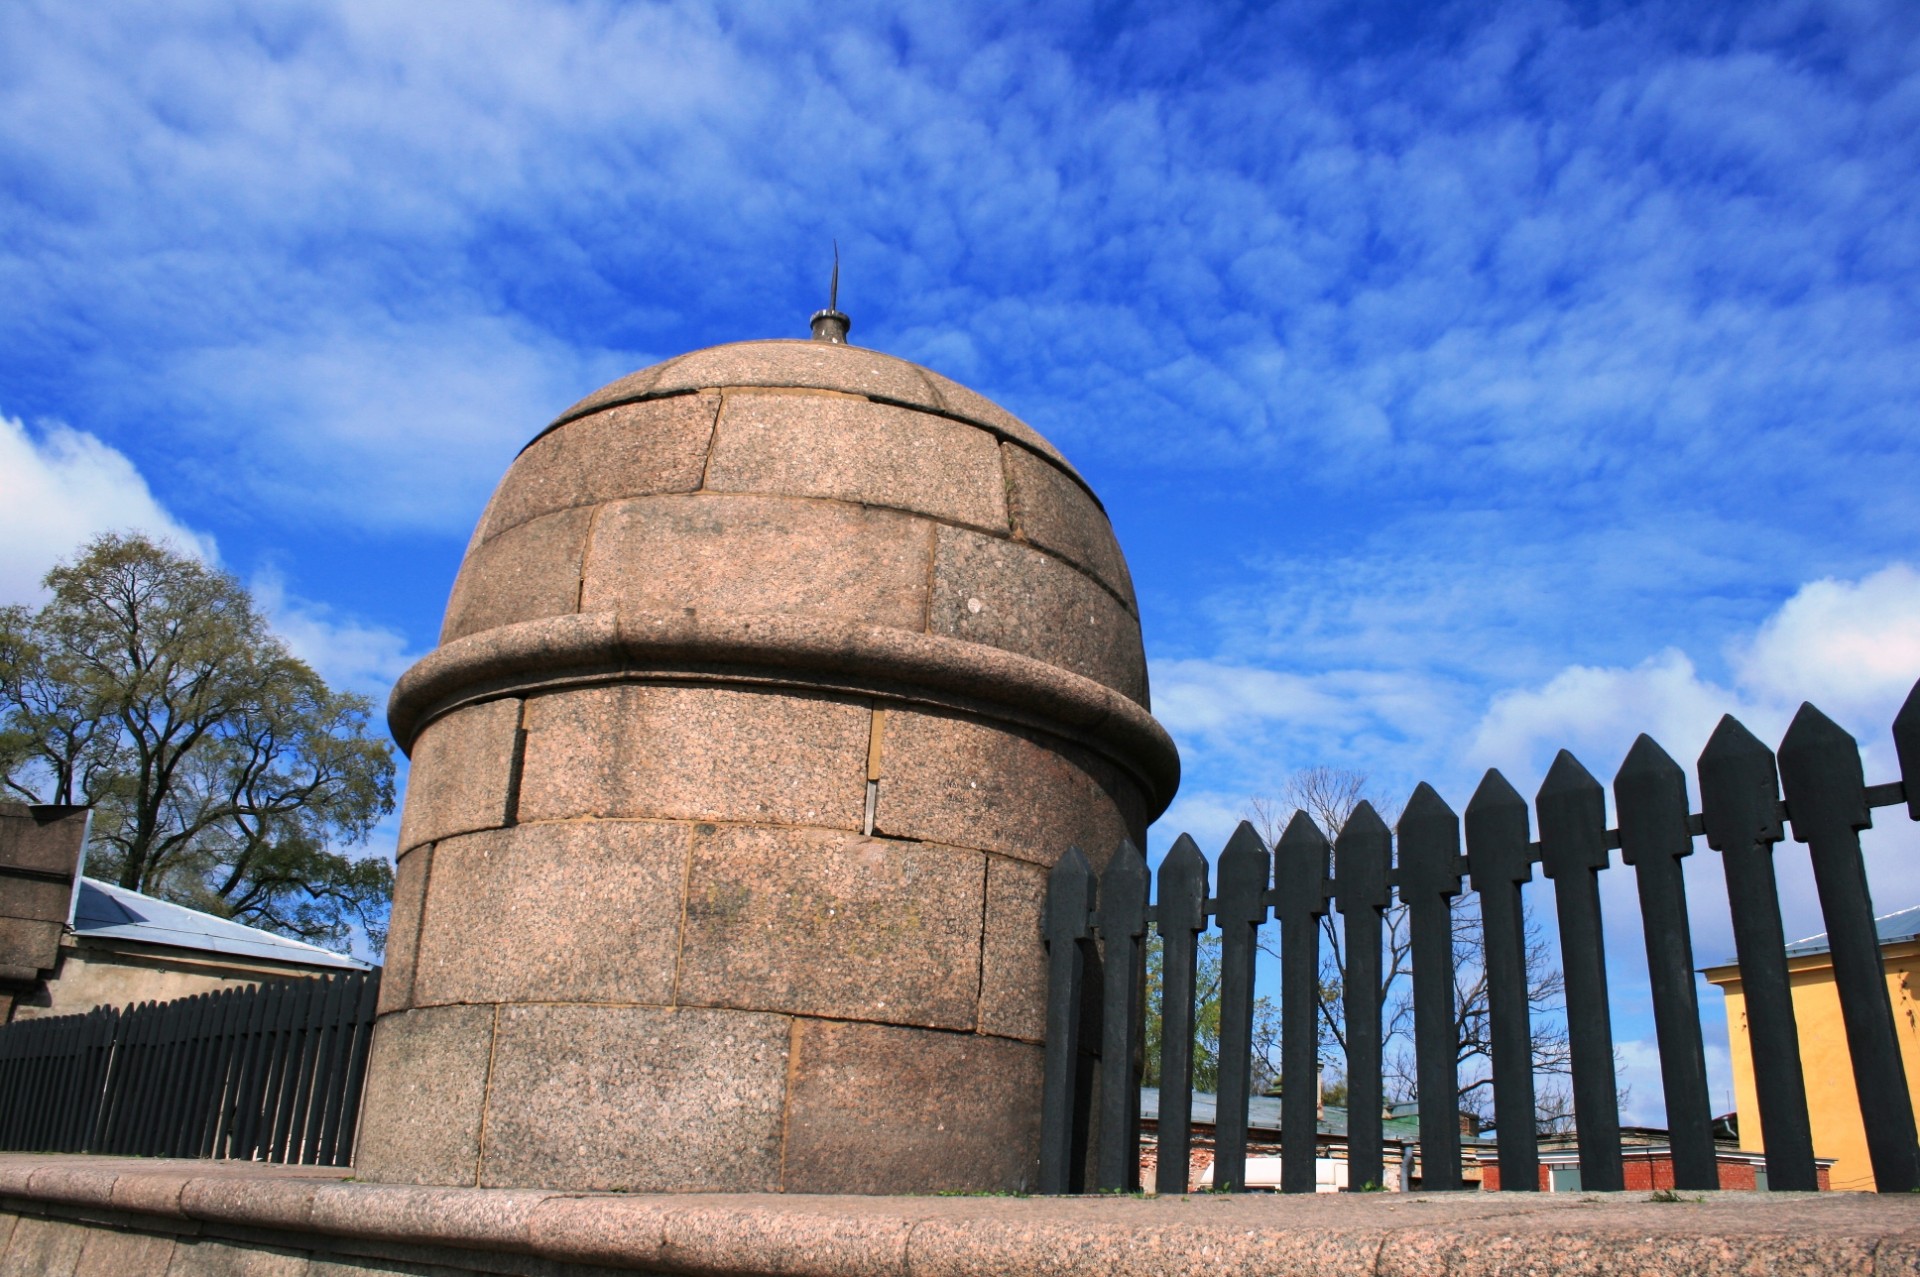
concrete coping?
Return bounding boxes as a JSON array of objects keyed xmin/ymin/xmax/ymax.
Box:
[
  {"xmin": 385, "ymin": 607, "xmax": 1182, "ymax": 817},
  {"xmin": 5, "ymin": 1155, "xmax": 1920, "ymax": 1276}
]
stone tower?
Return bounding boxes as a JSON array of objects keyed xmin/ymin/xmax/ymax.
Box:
[{"xmin": 357, "ymin": 326, "xmax": 1179, "ymax": 1193}]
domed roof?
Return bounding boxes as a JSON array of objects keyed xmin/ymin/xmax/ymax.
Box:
[
  {"xmin": 541, "ymin": 339, "xmax": 1087, "ymax": 485},
  {"xmin": 395, "ymin": 337, "xmax": 1176, "ymax": 815}
]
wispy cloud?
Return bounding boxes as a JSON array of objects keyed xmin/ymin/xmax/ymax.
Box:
[{"xmin": 0, "ymin": 411, "xmax": 216, "ymax": 603}]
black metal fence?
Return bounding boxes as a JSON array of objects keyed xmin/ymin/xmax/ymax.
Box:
[
  {"xmin": 1041, "ymin": 681, "xmax": 1920, "ymax": 1195},
  {"xmin": 0, "ymin": 970, "xmax": 378, "ymax": 1165}
]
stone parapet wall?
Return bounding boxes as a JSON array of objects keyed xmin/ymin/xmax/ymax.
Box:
[{"xmin": 5, "ymin": 1155, "xmax": 1920, "ymax": 1277}]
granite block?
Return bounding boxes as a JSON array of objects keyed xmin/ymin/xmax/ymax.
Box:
[
  {"xmin": 160, "ymin": 1238, "xmax": 307, "ymax": 1276},
  {"xmin": 352, "ymin": 1006, "xmax": 494, "ymax": 1187},
  {"xmin": 875, "ymin": 708, "xmax": 1140, "ymax": 866},
  {"xmin": 648, "ymin": 341, "xmax": 941, "ymax": 409},
  {"xmin": 479, "ymin": 1004, "xmax": 789, "ymax": 1193},
  {"xmin": 395, "ymin": 699, "xmax": 522, "ymax": 856},
  {"xmin": 484, "ymin": 394, "xmax": 719, "ymax": 539},
  {"xmin": 0, "ymin": 875, "xmax": 73, "ymax": 923},
  {"xmin": 376, "ymin": 846, "xmax": 432, "ymax": 1015},
  {"xmin": 305, "ymin": 1182, "xmax": 552, "ymax": 1253},
  {"xmin": 0, "ymin": 918, "xmax": 61, "ymax": 976},
  {"xmin": 930, "ymin": 525, "xmax": 1147, "ymax": 705},
  {"xmin": 580, "ymin": 494, "xmax": 934, "ymax": 632},
  {"xmin": 0, "ymin": 804, "xmax": 89, "ymax": 875},
  {"xmin": 73, "ymin": 1227, "xmax": 174, "ymax": 1276},
  {"xmin": 782, "ymin": 1020, "xmax": 1043, "ymax": 1194},
  {"xmin": 0, "ymin": 1215, "xmax": 85, "ymax": 1277},
  {"xmin": 1002, "ymin": 444, "xmax": 1135, "ymax": 611},
  {"xmin": 439, "ymin": 507, "xmax": 593, "ymax": 645},
  {"xmin": 411, "ymin": 822, "xmax": 687, "ymax": 1007},
  {"xmin": 677, "ymin": 826, "xmax": 984, "ymax": 1029},
  {"xmin": 917, "ymin": 364, "xmax": 1079, "ymax": 479},
  {"xmin": 705, "ymin": 392, "xmax": 1008, "ymax": 531},
  {"xmin": 524, "ymin": 1195, "xmax": 669, "ymax": 1267},
  {"xmin": 977, "ymin": 857, "xmax": 1048, "ymax": 1042},
  {"xmin": 516, "ymin": 684, "xmax": 867, "ymax": 830},
  {"xmin": 655, "ymin": 1200, "xmax": 917, "ymax": 1277}
]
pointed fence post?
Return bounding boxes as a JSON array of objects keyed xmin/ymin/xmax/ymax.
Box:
[
  {"xmin": 1536, "ymin": 750, "xmax": 1623, "ymax": 1191},
  {"xmin": 1614, "ymin": 734, "xmax": 1718, "ymax": 1190},
  {"xmin": 1780, "ymin": 702, "xmax": 1920, "ymax": 1192},
  {"xmin": 1040, "ymin": 847, "xmax": 1096, "ymax": 1194},
  {"xmin": 1274, "ymin": 811, "xmax": 1331, "ymax": 1194},
  {"xmin": 1699, "ymin": 715, "xmax": 1817, "ymax": 1191},
  {"xmin": 1213, "ymin": 821, "xmax": 1272, "ymax": 1193},
  {"xmin": 1465, "ymin": 770, "xmax": 1537, "ymax": 1190},
  {"xmin": 1154, "ymin": 834, "xmax": 1209, "ymax": 1195},
  {"xmin": 1094, "ymin": 839, "xmax": 1150, "ymax": 1192},
  {"xmin": 1398, "ymin": 782, "xmax": 1464, "ymax": 1190},
  {"xmin": 1335, "ymin": 801, "xmax": 1393, "ymax": 1191},
  {"xmin": 1895, "ymin": 679, "xmax": 1920, "ymax": 822}
]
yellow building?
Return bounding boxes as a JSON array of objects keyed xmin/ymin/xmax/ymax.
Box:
[{"xmin": 1703, "ymin": 906, "xmax": 1920, "ymax": 1192}]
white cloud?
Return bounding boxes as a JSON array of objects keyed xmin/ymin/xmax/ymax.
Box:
[
  {"xmin": 0, "ymin": 412, "xmax": 216, "ymax": 604},
  {"xmin": 251, "ymin": 569, "xmax": 423, "ymax": 706},
  {"xmin": 1466, "ymin": 564, "xmax": 1920, "ymax": 791}
]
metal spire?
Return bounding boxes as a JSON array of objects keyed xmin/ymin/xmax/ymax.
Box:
[{"xmin": 810, "ymin": 242, "xmax": 850, "ymax": 344}]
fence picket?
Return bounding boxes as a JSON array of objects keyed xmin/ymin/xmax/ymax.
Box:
[
  {"xmin": 1614, "ymin": 734, "xmax": 1718, "ymax": 1189},
  {"xmin": 1093, "ymin": 840, "xmax": 1149, "ymax": 1192},
  {"xmin": 1274, "ymin": 811, "xmax": 1331, "ymax": 1194},
  {"xmin": 1039, "ymin": 846, "xmax": 1096, "ymax": 1194},
  {"xmin": 1536, "ymin": 750, "xmax": 1623, "ymax": 1191},
  {"xmin": 1699, "ymin": 714, "xmax": 1818, "ymax": 1191},
  {"xmin": 1335, "ymin": 801, "xmax": 1392, "ymax": 1191},
  {"xmin": 1398, "ymin": 783, "xmax": 1463, "ymax": 1191},
  {"xmin": 1212, "ymin": 821, "xmax": 1271, "ymax": 1193},
  {"xmin": 328, "ymin": 974, "xmax": 381, "ymax": 1166},
  {"xmin": 1153, "ymin": 834, "xmax": 1208, "ymax": 1195},
  {"xmin": 1464, "ymin": 769, "xmax": 1537, "ymax": 1191},
  {"xmin": 1779, "ymin": 702, "xmax": 1920, "ymax": 1192}
]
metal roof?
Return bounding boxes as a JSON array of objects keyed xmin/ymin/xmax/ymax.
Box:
[
  {"xmin": 72, "ymin": 877, "xmax": 370, "ymax": 971},
  {"xmin": 1782, "ymin": 902, "xmax": 1920, "ymax": 959}
]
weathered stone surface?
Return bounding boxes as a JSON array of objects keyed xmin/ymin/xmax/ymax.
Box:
[
  {"xmin": 161, "ymin": 1238, "xmax": 308, "ymax": 1276},
  {"xmin": 917, "ymin": 363, "xmax": 1079, "ymax": 479},
  {"xmin": 0, "ymin": 1215, "xmax": 85, "ymax": 1277},
  {"xmin": 395, "ymin": 699, "xmax": 521, "ymax": 857},
  {"xmin": 580, "ymin": 494, "xmax": 933, "ymax": 632},
  {"xmin": 516, "ymin": 684, "xmax": 868, "ymax": 830},
  {"xmin": 930, "ymin": 526, "xmax": 1147, "ymax": 706},
  {"xmin": 479, "ymin": 1005, "xmax": 789, "ymax": 1193},
  {"xmin": 485, "ymin": 393, "xmax": 720, "ymax": 539},
  {"xmin": 705, "ymin": 392, "xmax": 1008, "ymax": 532},
  {"xmin": 782, "ymin": 1020, "xmax": 1043, "ymax": 1194},
  {"xmin": 677, "ymin": 826, "xmax": 984, "ymax": 1029},
  {"xmin": 439, "ymin": 507, "xmax": 593, "ymax": 645},
  {"xmin": 73, "ymin": 1227, "xmax": 174, "ymax": 1276},
  {"xmin": 412, "ymin": 822, "xmax": 687, "ymax": 1008},
  {"xmin": 875, "ymin": 709, "xmax": 1140, "ymax": 866},
  {"xmin": 1002, "ymin": 444, "xmax": 1134, "ymax": 611},
  {"xmin": 353, "ymin": 1006, "xmax": 494, "ymax": 1187},
  {"xmin": 647, "ymin": 341, "xmax": 940, "ymax": 412},
  {"xmin": 0, "ymin": 917, "xmax": 61, "ymax": 977},
  {"xmin": 976, "ymin": 857, "xmax": 1048, "ymax": 1042},
  {"xmin": 375, "ymin": 846, "xmax": 432, "ymax": 1015}
]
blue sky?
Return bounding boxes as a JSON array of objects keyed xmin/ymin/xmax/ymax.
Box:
[{"xmin": 5, "ymin": 0, "xmax": 1920, "ymax": 1128}]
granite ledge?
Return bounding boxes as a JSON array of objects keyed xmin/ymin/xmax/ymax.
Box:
[
  {"xmin": 384, "ymin": 607, "xmax": 1179, "ymax": 816},
  {"xmin": 4, "ymin": 1155, "xmax": 1920, "ymax": 1277}
]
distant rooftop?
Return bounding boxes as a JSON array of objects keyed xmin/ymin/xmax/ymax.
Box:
[
  {"xmin": 1782, "ymin": 903, "xmax": 1920, "ymax": 959},
  {"xmin": 1139, "ymin": 1087, "xmax": 1424, "ymax": 1142},
  {"xmin": 72, "ymin": 877, "xmax": 369, "ymax": 971}
]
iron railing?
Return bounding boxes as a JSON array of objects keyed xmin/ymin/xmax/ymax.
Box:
[
  {"xmin": 1040, "ymin": 680, "xmax": 1920, "ymax": 1195},
  {"xmin": 0, "ymin": 970, "xmax": 378, "ymax": 1165}
]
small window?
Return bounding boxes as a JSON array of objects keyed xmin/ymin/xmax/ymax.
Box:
[{"xmin": 1548, "ymin": 1166, "xmax": 1582, "ymax": 1193}]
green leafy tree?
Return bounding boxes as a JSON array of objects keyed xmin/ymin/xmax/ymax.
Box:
[
  {"xmin": 0, "ymin": 534, "xmax": 395, "ymax": 953},
  {"xmin": 1143, "ymin": 931, "xmax": 1283, "ymax": 1095}
]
